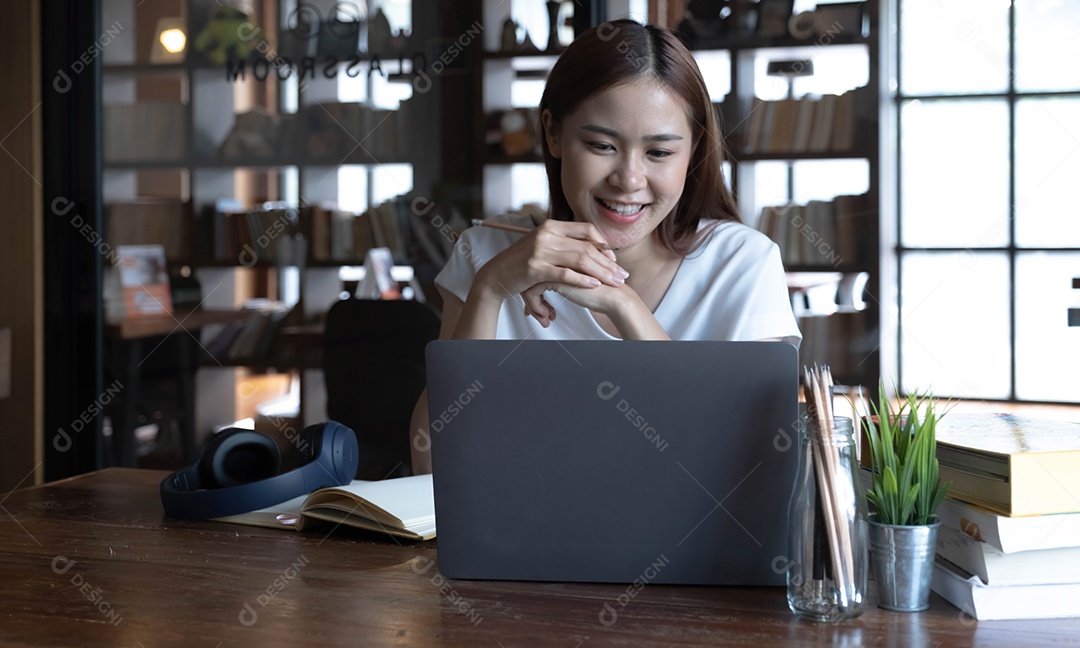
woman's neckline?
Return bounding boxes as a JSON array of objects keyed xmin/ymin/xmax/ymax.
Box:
[{"xmin": 586, "ymin": 220, "xmax": 732, "ymax": 339}]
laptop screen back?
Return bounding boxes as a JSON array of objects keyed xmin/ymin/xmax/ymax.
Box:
[{"xmin": 426, "ymin": 340, "xmax": 798, "ymax": 585}]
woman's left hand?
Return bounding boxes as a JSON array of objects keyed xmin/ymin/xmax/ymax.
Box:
[
  {"xmin": 520, "ymin": 281, "xmax": 631, "ymax": 327},
  {"xmin": 522, "ymin": 279, "xmax": 671, "ymax": 340}
]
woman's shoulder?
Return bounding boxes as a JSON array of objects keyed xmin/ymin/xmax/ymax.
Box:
[{"xmin": 693, "ymin": 219, "xmax": 779, "ymax": 260}]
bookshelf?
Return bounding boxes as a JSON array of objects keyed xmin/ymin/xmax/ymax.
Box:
[
  {"xmin": 99, "ymin": 0, "xmax": 439, "ymax": 451},
  {"xmin": 475, "ymin": 0, "xmax": 883, "ymax": 389},
  {"xmin": 714, "ymin": 0, "xmax": 883, "ymax": 389}
]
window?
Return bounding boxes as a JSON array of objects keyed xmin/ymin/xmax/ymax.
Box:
[{"xmin": 896, "ymin": 0, "xmax": 1080, "ymax": 402}]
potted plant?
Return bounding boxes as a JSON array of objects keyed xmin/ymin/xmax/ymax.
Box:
[{"xmin": 862, "ymin": 382, "xmax": 950, "ymax": 612}]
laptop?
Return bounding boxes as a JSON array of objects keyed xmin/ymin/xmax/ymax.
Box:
[{"xmin": 425, "ymin": 340, "xmax": 798, "ymax": 585}]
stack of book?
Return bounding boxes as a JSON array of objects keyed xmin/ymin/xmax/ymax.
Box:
[
  {"xmin": 203, "ymin": 300, "xmax": 294, "ymax": 364},
  {"xmin": 307, "ymin": 199, "xmax": 412, "ymax": 264},
  {"xmin": 796, "ymin": 308, "xmax": 869, "ymax": 382},
  {"xmin": 757, "ymin": 193, "xmax": 870, "ymax": 268},
  {"xmin": 928, "ymin": 414, "xmax": 1080, "ymax": 620},
  {"xmin": 106, "ymin": 200, "xmax": 193, "ymax": 261},
  {"xmin": 740, "ymin": 86, "xmax": 873, "ymax": 155},
  {"xmin": 195, "ymin": 195, "xmax": 457, "ymax": 268}
]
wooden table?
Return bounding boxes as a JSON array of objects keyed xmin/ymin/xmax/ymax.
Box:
[{"xmin": 2, "ymin": 469, "xmax": 1079, "ymax": 647}]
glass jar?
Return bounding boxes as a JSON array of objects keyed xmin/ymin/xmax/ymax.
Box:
[{"xmin": 786, "ymin": 415, "xmax": 869, "ymax": 622}]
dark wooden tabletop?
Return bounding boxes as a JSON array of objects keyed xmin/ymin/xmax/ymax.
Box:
[{"xmin": 2, "ymin": 469, "xmax": 1079, "ymax": 647}]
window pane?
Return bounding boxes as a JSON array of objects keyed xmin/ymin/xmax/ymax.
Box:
[
  {"xmin": 747, "ymin": 45, "xmax": 868, "ymax": 102},
  {"xmin": 738, "ymin": 161, "xmax": 789, "ymax": 230},
  {"xmin": 510, "ymin": 163, "xmax": 548, "ymax": 211},
  {"xmin": 900, "ymin": 252, "xmax": 1010, "ymax": 398},
  {"xmin": 900, "ymin": 99, "xmax": 1009, "ymax": 247},
  {"xmin": 693, "ymin": 50, "xmax": 732, "ymax": 103},
  {"xmin": 792, "ymin": 159, "xmax": 869, "ymax": 204},
  {"xmin": 511, "ymin": 56, "xmax": 558, "ymax": 108},
  {"xmin": 1016, "ymin": 98, "xmax": 1080, "ymax": 248},
  {"xmin": 900, "ymin": 0, "xmax": 1009, "ymax": 96},
  {"xmin": 1016, "ymin": 0, "xmax": 1080, "ymax": 92},
  {"xmin": 337, "ymin": 167, "xmax": 369, "ymax": 212},
  {"xmin": 370, "ymin": 164, "xmax": 413, "ymax": 205},
  {"xmin": 1016, "ymin": 252, "xmax": 1080, "ymax": 402}
]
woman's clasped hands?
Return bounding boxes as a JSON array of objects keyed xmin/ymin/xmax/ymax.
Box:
[{"xmin": 471, "ymin": 220, "xmax": 631, "ymax": 327}]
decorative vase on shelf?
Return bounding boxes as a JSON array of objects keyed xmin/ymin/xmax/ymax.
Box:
[
  {"xmin": 519, "ymin": 31, "xmax": 541, "ymax": 54},
  {"xmin": 862, "ymin": 382, "xmax": 951, "ymax": 612},
  {"xmin": 545, "ymin": 1, "xmax": 562, "ymax": 52},
  {"xmin": 500, "ymin": 18, "xmax": 520, "ymax": 53}
]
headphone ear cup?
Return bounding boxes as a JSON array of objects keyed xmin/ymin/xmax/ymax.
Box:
[
  {"xmin": 298, "ymin": 423, "xmax": 324, "ymax": 461},
  {"xmin": 198, "ymin": 428, "xmax": 281, "ymax": 489},
  {"xmin": 316, "ymin": 420, "xmax": 360, "ymax": 483}
]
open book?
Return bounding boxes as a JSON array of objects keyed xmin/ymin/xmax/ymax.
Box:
[{"xmin": 215, "ymin": 475, "xmax": 435, "ymax": 540}]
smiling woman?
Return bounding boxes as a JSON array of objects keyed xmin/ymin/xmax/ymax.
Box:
[
  {"xmin": 435, "ymin": 19, "xmax": 797, "ymax": 342},
  {"xmin": 409, "ymin": 20, "xmax": 802, "ymax": 473}
]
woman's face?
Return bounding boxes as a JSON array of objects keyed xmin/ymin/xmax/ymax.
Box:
[{"xmin": 544, "ymin": 79, "xmax": 694, "ymax": 251}]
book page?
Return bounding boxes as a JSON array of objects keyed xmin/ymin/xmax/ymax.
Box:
[
  {"xmin": 302, "ymin": 474, "xmax": 434, "ymax": 528},
  {"xmin": 936, "ymin": 414, "xmax": 1080, "ymax": 456},
  {"xmin": 302, "ymin": 508, "xmax": 436, "ymax": 540},
  {"xmin": 214, "ymin": 493, "xmax": 309, "ymax": 530}
]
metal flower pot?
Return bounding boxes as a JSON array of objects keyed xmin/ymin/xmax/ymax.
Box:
[{"xmin": 867, "ymin": 516, "xmax": 940, "ymax": 612}]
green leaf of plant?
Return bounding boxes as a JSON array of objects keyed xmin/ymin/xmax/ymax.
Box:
[
  {"xmin": 861, "ymin": 380, "xmax": 951, "ymax": 526},
  {"xmin": 899, "ymin": 482, "xmax": 919, "ymax": 526},
  {"xmin": 882, "ymin": 465, "xmax": 899, "ymax": 524}
]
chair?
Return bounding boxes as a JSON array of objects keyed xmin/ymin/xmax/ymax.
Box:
[{"xmin": 322, "ymin": 298, "xmax": 441, "ymax": 480}]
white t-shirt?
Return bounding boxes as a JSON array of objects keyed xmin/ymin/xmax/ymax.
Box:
[{"xmin": 435, "ymin": 214, "xmax": 802, "ymax": 346}]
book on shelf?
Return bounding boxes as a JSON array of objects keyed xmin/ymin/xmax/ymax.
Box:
[
  {"xmin": 931, "ymin": 557, "xmax": 1080, "ymax": 621},
  {"xmin": 791, "ymin": 98, "xmax": 816, "ymax": 153},
  {"xmin": 936, "ymin": 523, "xmax": 1080, "ymax": 586},
  {"xmin": 742, "ymin": 97, "xmax": 766, "ymax": 154},
  {"xmin": 807, "ymin": 94, "xmax": 836, "ymax": 153},
  {"xmin": 756, "ymin": 193, "xmax": 869, "ymax": 267},
  {"xmin": 106, "ymin": 200, "xmax": 192, "ymax": 261},
  {"xmin": 306, "ymin": 202, "xmax": 336, "ymax": 262},
  {"xmin": 738, "ymin": 87, "xmax": 868, "ymax": 155},
  {"xmin": 762, "ymin": 97, "xmax": 798, "ymax": 153},
  {"xmin": 106, "ymin": 245, "xmax": 173, "ymax": 320},
  {"xmin": 935, "ymin": 414, "xmax": 1080, "ymax": 517},
  {"xmin": 829, "ymin": 90, "xmax": 856, "ymax": 151},
  {"xmin": 215, "ymin": 474, "xmax": 436, "ymax": 541},
  {"xmin": 204, "ymin": 319, "xmax": 246, "ymax": 359},
  {"xmin": 200, "ymin": 300, "xmax": 293, "ymax": 364},
  {"xmin": 290, "ymin": 100, "xmax": 416, "ymax": 162},
  {"xmin": 936, "ymin": 496, "xmax": 1080, "ymax": 554},
  {"xmin": 795, "ymin": 309, "xmax": 867, "ymax": 381}
]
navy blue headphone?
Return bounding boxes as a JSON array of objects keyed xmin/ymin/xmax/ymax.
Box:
[{"xmin": 160, "ymin": 420, "xmax": 359, "ymax": 520}]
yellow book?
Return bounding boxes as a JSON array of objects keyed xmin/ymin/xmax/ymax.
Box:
[{"xmin": 935, "ymin": 414, "xmax": 1080, "ymax": 517}]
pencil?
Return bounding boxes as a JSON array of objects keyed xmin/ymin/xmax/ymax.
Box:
[{"xmin": 470, "ymin": 219, "xmax": 616, "ymax": 251}]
